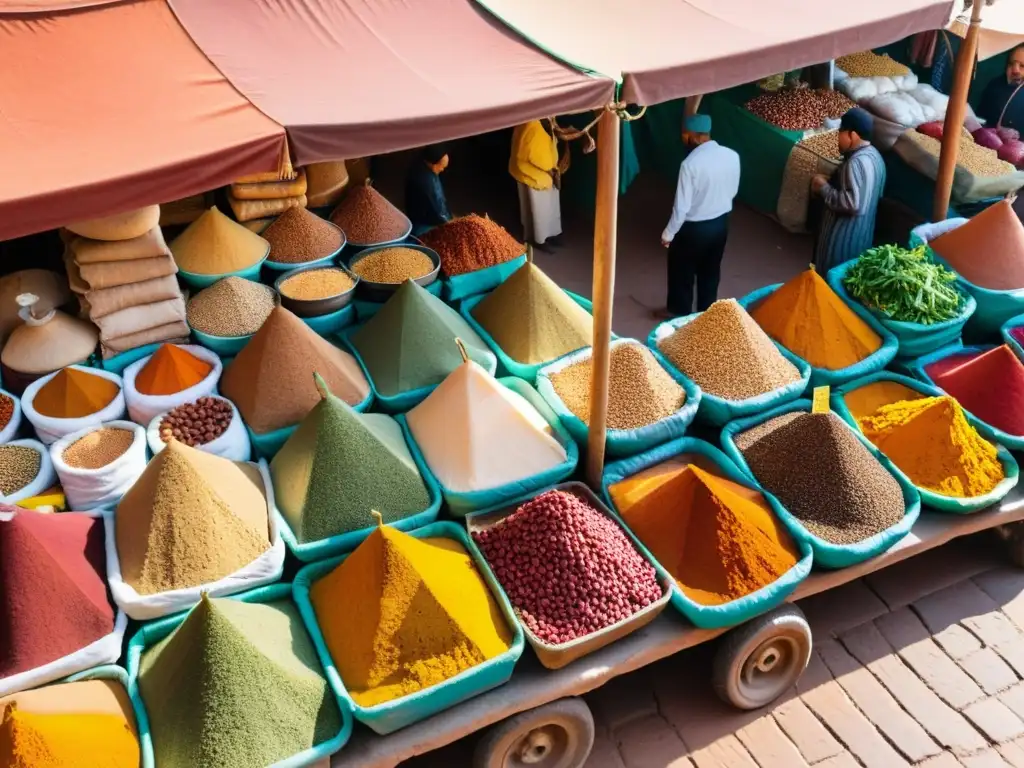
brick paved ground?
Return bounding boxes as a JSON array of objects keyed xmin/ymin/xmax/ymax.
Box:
[{"xmin": 403, "ymin": 533, "xmax": 1024, "ymax": 767}]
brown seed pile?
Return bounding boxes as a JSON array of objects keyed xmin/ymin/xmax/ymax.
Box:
[
  {"xmin": 550, "ymin": 343, "xmax": 686, "ymax": 430},
  {"xmin": 835, "ymin": 51, "xmax": 910, "ymax": 78},
  {"xmin": 420, "ymin": 215, "xmax": 524, "ymax": 277},
  {"xmin": 0, "ymin": 393, "xmax": 13, "ymax": 431},
  {"xmin": 904, "ymin": 130, "xmax": 1016, "ymax": 178},
  {"xmin": 329, "ymin": 184, "xmax": 408, "ymax": 245},
  {"xmin": 159, "ymin": 397, "xmax": 233, "ymax": 447},
  {"xmin": 0, "ymin": 446, "xmax": 41, "ymax": 495},
  {"xmin": 262, "ymin": 207, "xmax": 344, "ymax": 264},
  {"xmin": 279, "ymin": 268, "xmax": 355, "ymax": 301},
  {"xmin": 350, "ymin": 247, "xmax": 435, "ymax": 283},
  {"xmin": 658, "ymin": 300, "xmax": 802, "ymax": 401},
  {"xmin": 798, "ymin": 130, "xmax": 842, "ymax": 162},
  {"xmin": 62, "ymin": 427, "xmax": 135, "ymax": 470},
  {"xmin": 745, "ymin": 88, "xmax": 856, "ymax": 131},
  {"xmin": 737, "ymin": 411, "xmax": 905, "ymax": 544},
  {"xmin": 187, "ymin": 277, "xmax": 276, "ymax": 337}
]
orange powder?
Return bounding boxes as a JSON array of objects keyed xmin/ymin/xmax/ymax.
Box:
[
  {"xmin": 135, "ymin": 345, "xmax": 212, "ymax": 396},
  {"xmin": 751, "ymin": 269, "xmax": 882, "ymax": 370},
  {"xmin": 929, "ymin": 200, "xmax": 1024, "ymax": 290},
  {"xmin": 842, "ymin": 379, "xmax": 924, "ymax": 421},
  {"xmin": 33, "ymin": 368, "xmax": 120, "ymax": 419}
]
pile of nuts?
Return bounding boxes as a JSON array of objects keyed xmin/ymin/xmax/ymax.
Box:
[
  {"xmin": 745, "ymin": 88, "xmax": 856, "ymax": 131},
  {"xmin": 904, "ymin": 130, "xmax": 1016, "ymax": 178},
  {"xmin": 0, "ymin": 445, "xmax": 40, "ymax": 496},
  {"xmin": 472, "ymin": 489, "xmax": 663, "ymax": 646},
  {"xmin": 330, "ymin": 183, "xmax": 409, "ymax": 245},
  {"xmin": 798, "ymin": 130, "xmax": 842, "ymax": 161},
  {"xmin": 836, "ymin": 51, "xmax": 910, "ymax": 78},
  {"xmin": 159, "ymin": 397, "xmax": 233, "ymax": 447}
]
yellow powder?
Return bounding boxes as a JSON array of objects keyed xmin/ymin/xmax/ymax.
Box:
[
  {"xmin": 169, "ymin": 207, "xmax": 269, "ymax": 274},
  {"xmin": 0, "ymin": 703, "xmax": 139, "ymax": 767},
  {"xmin": 842, "ymin": 379, "xmax": 924, "ymax": 421}
]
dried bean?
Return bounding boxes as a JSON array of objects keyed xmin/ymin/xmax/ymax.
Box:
[
  {"xmin": 262, "ymin": 207, "xmax": 344, "ymax": 264},
  {"xmin": 62, "ymin": 427, "xmax": 134, "ymax": 469},
  {"xmin": 745, "ymin": 88, "xmax": 856, "ymax": 131},
  {"xmin": 835, "ymin": 51, "xmax": 910, "ymax": 78},
  {"xmin": 0, "ymin": 446, "xmax": 40, "ymax": 495},
  {"xmin": 330, "ymin": 183, "xmax": 408, "ymax": 244},
  {"xmin": 798, "ymin": 130, "xmax": 842, "ymax": 162},
  {"xmin": 279, "ymin": 268, "xmax": 354, "ymax": 301},
  {"xmin": 187, "ymin": 277, "xmax": 275, "ymax": 337},
  {"xmin": 349, "ymin": 247, "xmax": 434, "ymax": 283},
  {"xmin": 905, "ymin": 129, "xmax": 1015, "ymax": 178},
  {"xmin": 159, "ymin": 397, "xmax": 233, "ymax": 447},
  {"xmin": 419, "ymin": 214, "xmax": 523, "ymax": 277}
]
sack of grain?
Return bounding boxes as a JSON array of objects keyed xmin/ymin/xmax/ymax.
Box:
[
  {"xmin": 50, "ymin": 421, "xmax": 147, "ymax": 510},
  {"xmin": 66, "ymin": 206, "xmax": 160, "ymax": 242},
  {"xmin": 230, "ymin": 169, "xmax": 308, "ymax": 201},
  {"xmin": 227, "ymin": 192, "xmax": 307, "ymax": 222}
]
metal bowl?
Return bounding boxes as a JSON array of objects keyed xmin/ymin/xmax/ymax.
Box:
[
  {"xmin": 263, "ymin": 218, "xmax": 347, "ymax": 274},
  {"xmin": 344, "ymin": 243, "xmax": 441, "ymax": 303},
  {"xmin": 274, "ymin": 263, "xmax": 359, "ymax": 318}
]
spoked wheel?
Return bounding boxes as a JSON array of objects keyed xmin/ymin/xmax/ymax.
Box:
[
  {"xmin": 995, "ymin": 522, "xmax": 1024, "ymax": 568},
  {"xmin": 472, "ymin": 698, "xmax": 595, "ymax": 768},
  {"xmin": 713, "ymin": 603, "xmax": 813, "ymax": 710}
]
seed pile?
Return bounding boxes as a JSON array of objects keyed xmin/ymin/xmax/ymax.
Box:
[
  {"xmin": 904, "ymin": 130, "xmax": 1015, "ymax": 178},
  {"xmin": 745, "ymin": 89, "xmax": 856, "ymax": 131},
  {"xmin": 159, "ymin": 397, "xmax": 233, "ymax": 447},
  {"xmin": 836, "ymin": 51, "xmax": 910, "ymax": 78},
  {"xmin": 658, "ymin": 299, "xmax": 802, "ymax": 400},
  {"xmin": 930, "ymin": 201, "xmax": 1024, "ymax": 290},
  {"xmin": 63, "ymin": 427, "xmax": 134, "ymax": 469},
  {"xmin": 737, "ymin": 411, "xmax": 905, "ymax": 544},
  {"xmin": 350, "ymin": 247, "xmax": 435, "ymax": 283},
  {"xmin": 279, "ymin": 268, "xmax": 355, "ymax": 301},
  {"xmin": 420, "ymin": 214, "xmax": 524, "ymax": 277},
  {"xmin": 929, "ymin": 345, "xmax": 1024, "ymax": 436},
  {"xmin": 472, "ymin": 262, "xmax": 593, "ymax": 365},
  {"xmin": 139, "ymin": 595, "xmax": 341, "ymax": 768},
  {"xmin": 550, "ymin": 343, "xmax": 686, "ymax": 430},
  {"xmin": 473, "ymin": 490, "xmax": 662, "ymax": 645},
  {"xmin": 0, "ymin": 393, "xmax": 12, "ymax": 431},
  {"xmin": 170, "ymin": 207, "xmax": 269, "ymax": 274},
  {"xmin": 0, "ymin": 446, "xmax": 40, "ymax": 495},
  {"xmin": 263, "ymin": 207, "xmax": 344, "ymax": 264},
  {"xmin": 798, "ymin": 131, "xmax": 841, "ymax": 161},
  {"xmin": 187, "ymin": 277, "xmax": 276, "ymax": 337},
  {"xmin": 329, "ymin": 184, "xmax": 408, "ymax": 244}
]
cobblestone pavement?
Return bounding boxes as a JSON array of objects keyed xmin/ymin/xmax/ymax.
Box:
[{"xmin": 403, "ymin": 533, "xmax": 1024, "ymax": 767}]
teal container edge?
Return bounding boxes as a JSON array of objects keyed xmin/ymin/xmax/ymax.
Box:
[
  {"xmin": 831, "ymin": 371, "xmax": 1020, "ymax": 514},
  {"xmin": 178, "ymin": 255, "xmax": 268, "ymax": 290},
  {"xmin": 720, "ymin": 399, "xmax": 922, "ymax": 569},
  {"xmin": 97, "ymin": 343, "xmax": 166, "ymax": 375},
  {"xmin": 921, "ymin": 244, "xmax": 1024, "ymax": 337},
  {"xmin": 535, "ymin": 338, "xmax": 702, "ymax": 458},
  {"xmin": 63, "ymin": 663, "xmax": 129, "ymax": 688},
  {"xmin": 352, "ymin": 280, "xmax": 442, "ymax": 322},
  {"xmin": 125, "ymin": 582, "xmax": 353, "ymax": 768},
  {"xmin": 442, "ymin": 253, "xmax": 528, "ymax": 302},
  {"xmin": 263, "ymin": 237, "xmax": 346, "ymax": 274},
  {"xmin": 599, "ymin": 436, "xmax": 814, "ymax": 629},
  {"xmin": 291, "ymin": 522, "xmax": 525, "ymax": 735},
  {"xmin": 1002, "ymin": 313, "xmax": 1024, "ymax": 363},
  {"xmin": 646, "ymin": 313, "xmax": 811, "ymax": 426},
  {"xmin": 191, "ymin": 327, "xmax": 252, "ymax": 357},
  {"xmin": 301, "ymin": 304, "xmax": 356, "ymax": 337},
  {"xmin": 737, "ymin": 283, "xmax": 899, "ymax": 388},
  {"xmin": 397, "ymin": 377, "xmax": 579, "ymax": 516}
]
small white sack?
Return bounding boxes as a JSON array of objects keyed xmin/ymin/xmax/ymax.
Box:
[
  {"xmin": 50, "ymin": 421, "xmax": 147, "ymax": 511},
  {"xmin": 912, "ymin": 217, "xmax": 968, "ymax": 245},
  {"xmin": 146, "ymin": 396, "xmax": 251, "ymax": 462},
  {"xmin": 105, "ymin": 459, "xmax": 284, "ymax": 620},
  {"xmin": 0, "ymin": 388, "xmax": 22, "ymax": 444},
  {"xmin": 122, "ymin": 344, "xmax": 222, "ymax": 426},
  {"xmin": 0, "ymin": 509, "xmax": 127, "ymax": 697},
  {"xmin": 0, "ymin": 438, "xmax": 56, "ymax": 504},
  {"xmin": 21, "ymin": 366, "xmax": 126, "ymax": 445}
]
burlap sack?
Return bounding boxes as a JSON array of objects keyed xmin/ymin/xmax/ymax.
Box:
[
  {"xmin": 101, "ymin": 325, "xmax": 189, "ymax": 357},
  {"xmin": 94, "ymin": 297, "xmax": 186, "ymax": 341},
  {"xmin": 66, "ymin": 206, "xmax": 160, "ymax": 242},
  {"xmin": 84, "ymin": 275, "xmax": 183, "ymax": 320},
  {"xmin": 77, "ymin": 254, "xmax": 177, "ymax": 290},
  {"xmin": 227, "ymin": 192, "xmax": 307, "ymax": 222},
  {"xmin": 305, "ymin": 161, "xmax": 350, "ymax": 208},
  {"xmin": 230, "ymin": 169, "xmax": 308, "ymax": 201},
  {"xmin": 70, "ymin": 228, "xmax": 170, "ymax": 265}
]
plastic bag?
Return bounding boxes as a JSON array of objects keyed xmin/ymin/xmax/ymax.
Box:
[
  {"xmin": 50, "ymin": 421, "xmax": 146, "ymax": 511},
  {"xmin": 105, "ymin": 460, "xmax": 286, "ymax": 620},
  {"xmin": 122, "ymin": 344, "xmax": 222, "ymax": 426},
  {"xmin": 0, "ymin": 439, "xmax": 56, "ymax": 504},
  {"xmin": 600, "ymin": 437, "xmax": 813, "ymax": 629},
  {"xmin": 0, "ymin": 509, "xmax": 127, "ymax": 697},
  {"xmin": 21, "ymin": 365, "xmax": 126, "ymax": 445},
  {"xmin": 146, "ymin": 397, "xmax": 251, "ymax": 463},
  {"xmin": 0, "ymin": 387, "xmax": 22, "ymax": 444}
]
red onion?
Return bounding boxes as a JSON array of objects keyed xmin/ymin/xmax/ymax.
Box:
[
  {"xmin": 917, "ymin": 121, "xmax": 944, "ymax": 140},
  {"xmin": 974, "ymin": 127, "xmax": 1004, "ymax": 150}
]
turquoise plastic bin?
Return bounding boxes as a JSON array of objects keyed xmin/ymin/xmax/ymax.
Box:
[
  {"xmin": 248, "ymin": 386, "xmax": 372, "ymax": 460},
  {"xmin": 399, "ymin": 377, "xmax": 579, "ymax": 516},
  {"xmin": 63, "ymin": 663, "xmax": 130, "ymax": 688},
  {"xmin": 353, "ymin": 279, "xmax": 442, "ymax": 322},
  {"xmin": 1002, "ymin": 313, "xmax": 1024, "ymax": 363},
  {"xmin": 832, "ymin": 371, "xmax": 1020, "ymax": 513},
  {"xmin": 291, "ymin": 522, "xmax": 525, "ymax": 735},
  {"xmin": 536, "ymin": 339, "xmax": 701, "ymax": 458},
  {"xmin": 302, "ymin": 304, "xmax": 356, "ymax": 337},
  {"xmin": 647, "ymin": 313, "xmax": 811, "ymax": 426},
  {"xmin": 600, "ymin": 437, "xmax": 814, "ymax": 629},
  {"xmin": 263, "ymin": 233, "xmax": 345, "ymax": 276},
  {"xmin": 442, "ymin": 253, "xmax": 527, "ymax": 302},
  {"xmin": 126, "ymin": 583, "xmax": 352, "ymax": 768},
  {"xmin": 98, "ymin": 343, "xmax": 165, "ymax": 375},
  {"xmin": 720, "ymin": 399, "xmax": 922, "ymax": 569},
  {"xmin": 178, "ymin": 256, "xmax": 268, "ymax": 291},
  {"xmin": 191, "ymin": 327, "xmax": 252, "ymax": 357},
  {"xmin": 737, "ymin": 283, "xmax": 899, "ymax": 388},
  {"xmin": 273, "ymin": 426, "xmax": 444, "ymax": 562}
]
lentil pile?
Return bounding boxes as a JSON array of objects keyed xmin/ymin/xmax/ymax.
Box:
[
  {"xmin": 263, "ymin": 206, "xmax": 344, "ymax": 264},
  {"xmin": 62, "ymin": 427, "xmax": 134, "ymax": 470},
  {"xmin": 904, "ymin": 130, "xmax": 1015, "ymax": 178},
  {"xmin": 835, "ymin": 51, "xmax": 910, "ymax": 78},
  {"xmin": 745, "ymin": 88, "xmax": 856, "ymax": 131},
  {"xmin": 550, "ymin": 342, "xmax": 686, "ymax": 430},
  {"xmin": 930, "ymin": 201, "xmax": 1024, "ymax": 290},
  {"xmin": 797, "ymin": 131, "xmax": 841, "ymax": 161},
  {"xmin": 329, "ymin": 184, "xmax": 409, "ymax": 245},
  {"xmin": 186, "ymin": 277, "xmax": 276, "ymax": 337},
  {"xmin": 0, "ymin": 446, "xmax": 40, "ymax": 496},
  {"xmin": 158, "ymin": 397, "xmax": 233, "ymax": 447},
  {"xmin": 0, "ymin": 393, "xmax": 13, "ymax": 431},
  {"xmin": 929, "ymin": 345, "xmax": 1024, "ymax": 436},
  {"xmin": 279, "ymin": 268, "xmax": 355, "ymax": 301},
  {"xmin": 310, "ymin": 524, "xmax": 512, "ymax": 706},
  {"xmin": 736, "ymin": 411, "xmax": 905, "ymax": 544},
  {"xmin": 349, "ymin": 246, "xmax": 435, "ymax": 283},
  {"xmin": 473, "ymin": 490, "xmax": 662, "ymax": 645},
  {"xmin": 139, "ymin": 595, "xmax": 341, "ymax": 768},
  {"xmin": 658, "ymin": 299, "xmax": 801, "ymax": 401},
  {"xmin": 420, "ymin": 214, "xmax": 524, "ymax": 277}
]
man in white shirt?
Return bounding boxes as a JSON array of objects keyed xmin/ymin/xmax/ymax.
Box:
[{"xmin": 659, "ymin": 114, "xmax": 741, "ymax": 318}]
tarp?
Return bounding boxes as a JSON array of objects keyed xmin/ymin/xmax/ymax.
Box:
[
  {"xmin": 949, "ymin": 0, "xmax": 1024, "ymax": 61},
  {"xmin": 472, "ymin": 0, "xmax": 956, "ymax": 105}
]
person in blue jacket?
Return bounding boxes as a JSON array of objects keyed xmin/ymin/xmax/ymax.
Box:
[
  {"xmin": 405, "ymin": 144, "xmax": 452, "ymax": 235},
  {"xmin": 978, "ymin": 44, "xmax": 1024, "ymax": 132}
]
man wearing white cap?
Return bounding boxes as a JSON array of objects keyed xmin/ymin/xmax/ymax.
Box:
[{"xmin": 659, "ymin": 114, "xmax": 740, "ymax": 318}]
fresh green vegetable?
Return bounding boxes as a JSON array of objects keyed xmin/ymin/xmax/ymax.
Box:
[{"xmin": 843, "ymin": 244, "xmax": 965, "ymax": 326}]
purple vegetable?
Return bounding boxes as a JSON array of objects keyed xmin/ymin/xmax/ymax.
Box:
[
  {"xmin": 999, "ymin": 139, "xmax": 1024, "ymax": 168},
  {"xmin": 997, "ymin": 126, "xmax": 1021, "ymax": 143},
  {"xmin": 973, "ymin": 127, "xmax": 1004, "ymax": 150}
]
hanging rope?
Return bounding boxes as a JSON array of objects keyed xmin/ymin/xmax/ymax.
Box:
[{"xmin": 550, "ymin": 102, "xmax": 647, "ymax": 175}]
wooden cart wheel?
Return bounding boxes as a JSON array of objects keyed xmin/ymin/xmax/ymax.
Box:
[
  {"xmin": 996, "ymin": 522, "xmax": 1024, "ymax": 568},
  {"xmin": 713, "ymin": 604, "xmax": 812, "ymax": 710},
  {"xmin": 472, "ymin": 697, "xmax": 595, "ymax": 768}
]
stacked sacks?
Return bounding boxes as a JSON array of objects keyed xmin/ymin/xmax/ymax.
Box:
[
  {"xmin": 228, "ymin": 167, "xmax": 308, "ymax": 224},
  {"xmin": 304, "ymin": 161, "xmax": 350, "ymax": 209},
  {"xmin": 169, "ymin": 207, "xmax": 270, "ymax": 284},
  {"xmin": 63, "ymin": 205, "xmax": 188, "ymax": 359}
]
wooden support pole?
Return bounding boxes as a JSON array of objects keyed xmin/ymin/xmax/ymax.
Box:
[
  {"xmin": 684, "ymin": 95, "xmax": 704, "ymax": 118},
  {"xmin": 585, "ymin": 109, "xmax": 621, "ymax": 488},
  {"xmin": 933, "ymin": 0, "xmax": 985, "ymax": 221}
]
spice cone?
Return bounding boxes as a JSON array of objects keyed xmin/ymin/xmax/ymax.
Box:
[
  {"xmin": 134, "ymin": 344, "xmax": 212, "ymax": 397},
  {"xmin": 931, "ymin": 345, "xmax": 1024, "ymax": 436},
  {"xmin": 0, "ymin": 703, "xmax": 140, "ymax": 765},
  {"xmin": 169, "ymin": 207, "xmax": 269, "ymax": 275},
  {"xmin": 930, "ymin": 200, "xmax": 1024, "ymax": 290},
  {"xmin": 32, "ymin": 367, "xmax": 120, "ymax": 419}
]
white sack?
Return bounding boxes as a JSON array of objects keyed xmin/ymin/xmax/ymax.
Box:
[
  {"xmin": 21, "ymin": 366, "xmax": 126, "ymax": 445},
  {"xmin": 50, "ymin": 420, "xmax": 147, "ymax": 511}
]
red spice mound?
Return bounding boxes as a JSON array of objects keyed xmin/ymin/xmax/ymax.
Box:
[
  {"xmin": 925, "ymin": 350, "xmax": 985, "ymax": 380},
  {"xmin": 0, "ymin": 510, "xmax": 115, "ymax": 678},
  {"xmin": 931, "ymin": 344, "xmax": 1024, "ymax": 435},
  {"xmin": 420, "ymin": 214, "xmax": 523, "ymax": 277}
]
